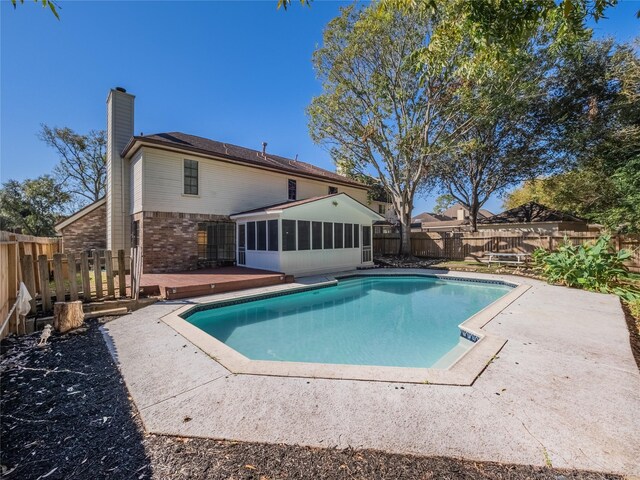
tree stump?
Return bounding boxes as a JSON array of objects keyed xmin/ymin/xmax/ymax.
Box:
[{"xmin": 53, "ymin": 301, "xmax": 84, "ymax": 333}]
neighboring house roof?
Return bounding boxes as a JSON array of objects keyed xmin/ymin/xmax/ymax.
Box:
[
  {"xmin": 54, "ymin": 197, "xmax": 106, "ymax": 232},
  {"xmin": 121, "ymin": 132, "xmax": 366, "ymax": 189},
  {"xmin": 441, "ymin": 204, "xmax": 494, "ymax": 219},
  {"xmin": 479, "ymin": 202, "xmax": 585, "ymax": 224},
  {"xmin": 230, "ymin": 193, "xmax": 384, "ymax": 220},
  {"xmin": 412, "ymin": 212, "xmax": 451, "ymax": 223}
]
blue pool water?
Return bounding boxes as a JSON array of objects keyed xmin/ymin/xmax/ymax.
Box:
[{"xmin": 184, "ymin": 276, "xmax": 511, "ymax": 368}]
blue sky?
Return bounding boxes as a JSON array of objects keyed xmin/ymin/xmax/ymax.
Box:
[{"xmin": 1, "ymin": 0, "xmax": 638, "ymax": 215}]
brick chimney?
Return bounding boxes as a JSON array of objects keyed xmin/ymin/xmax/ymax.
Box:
[
  {"xmin": 106, "ymin": 87, "xmax": 135, "ymax": 252},
  {"xmin": 457, "ymin": 208, "xmax": 466, "ymax": 221}
]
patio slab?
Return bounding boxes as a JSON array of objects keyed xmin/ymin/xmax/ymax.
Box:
[{"xmin": 101, "ymin": 269, "xmax": 640, "ymax": 476}]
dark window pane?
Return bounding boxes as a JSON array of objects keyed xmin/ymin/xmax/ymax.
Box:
[
  {"xmin": 257, "ymin": 221, "xmax": 267, "ymax": 250},
  {"xmin": 354, "ymin": 224, "xmax": 359, "ymax": 248},
  {"xmin": 247, "ymin": 222, "xmax": 256, "ymax": 250},
  {"xmin": 312, "ymin": 221, "xmax": 322, "ymax": 250},
  {"xmin": 288, "ymin": 179, "xmax": 297, "ymax": 201},
  {"xmin": 282, "ymin": 219, "xmax": 296, "ymax": 251},
  {"xmin": 298, "ymin": 221, "xmax": 310, "ymax": 250},
  {"xmin": 268, "ymin": 220, "xmax": 278, "ymax": 251},
  {"xmin": 328, "ymin": 186, "xmax": 338, "ymax": 194},
  {"xmin": 334, "ymin": 223, "xmax": 343, "ymax": 248},
  {"xmin": 197, "ymin": 221, "xmax": 236, "ymax": 266},
  {"xmin": 344, "ymin": 223, "xmax": 353, "ymax": 248},
  {"xmin": 238, "ymin": 224, "xmax": 245, "ymax": 247},
  {"xmin": 323, "ymin": 222, "xmax": 333, "ymax": 249},
  {"xmin": 184, "ymin": 159, "xmax": 198, "ymax": 195},
  {"xmin": 362, "ymin": 225, "xmax": 371, "ymax": 247},
  {"xmin": 131, "ymin": 221, "xmax": 140, "ymax": 247}
]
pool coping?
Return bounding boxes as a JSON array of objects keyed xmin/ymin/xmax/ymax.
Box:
[{"xmin": 161, "ymin": 271, "xmax": 530, "ymax": 385}]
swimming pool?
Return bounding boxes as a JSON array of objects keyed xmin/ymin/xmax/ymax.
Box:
[{"xmin": 182, "ymin": 275, "xmax": 513, "ymax": 369}]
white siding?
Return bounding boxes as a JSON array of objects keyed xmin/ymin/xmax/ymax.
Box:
[
  {"xmin": 129, "ymin": 151, "xmax": 143, "ymax": 214},
  {"xmin": 139, "ymin": 147, "xmax": 369, "ymax": 216}
]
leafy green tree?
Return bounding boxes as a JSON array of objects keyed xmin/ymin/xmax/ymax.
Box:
[
  {"xmin": 0, "ymin": 176, "xmax": 70, "ymax": 236},
  {"xmin": 39, "ymin": 125, "xmax": 107, "ymax": 209},
  {"xmin": 504, "ymin": 39, "xmax": 640, "ymax": 232},
  {"xmin": 431, "ymin": 35, "xmax": 555, "ymax": 231},
  {"xmin": 10, "ymin": 0, "xmax": 59, "ymax": 18},
  {"xmin": 389, "ymin": 0, "xmax": 632, "ymax": 53},
  {"xmin": 308, "ymin": 4, "xmax": 473, "ymax": 255},
  {"xmin": 433, "ymin": 194, "xmax": 455, "ymax": 215}
]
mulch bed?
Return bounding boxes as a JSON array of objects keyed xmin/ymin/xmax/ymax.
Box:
[
  {"xmin": 621, "ymin": 302, "xmax": 640, "ymax": 372},
  {"xmin": 1, "ymin": 320, "xmax": 623, "ymax": 479},
  {"xmin": 374, "ymin": 255, "xmax": 444, "ymax": 269}
]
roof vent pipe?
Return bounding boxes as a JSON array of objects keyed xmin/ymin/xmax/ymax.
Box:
[
  {"xmin": 115, "ymin": 86, "xmax": 127, "ymax": 93},
  {"xmin": 262, "ymin": 142, "xmax": 267, "ymax": 156}
]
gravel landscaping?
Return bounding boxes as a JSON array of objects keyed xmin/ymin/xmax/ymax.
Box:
[{"xmin": 0, "ymin": 319, "xmax": 624, "ymax": 479}]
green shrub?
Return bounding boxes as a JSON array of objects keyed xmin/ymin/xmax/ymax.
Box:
[
  {"xmin": 628, "ymin": 298, "xmax": 640, "ymax": 320},
  {"xmin": 533, "ymin": 235, "xmax": 635, "ymax": 295}
]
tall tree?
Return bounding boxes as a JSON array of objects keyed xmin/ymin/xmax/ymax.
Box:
[
  {"xmin": 39, "ymin": 125, "xmax": 107, "ymax": 209},
  {"xmin": 308, "ymin": 4, "xmax": 472, "ymax": 255},
  {"xmin": 0, "ymin": 176, "xmax": 70, "ymax": 236},
  {"xmin": 431, "ymin": 34, "xmax": 554, "ymax": 231},
  {"xmin": 503, "ymin": 39, "xmax": 640, "ymax": 232}
]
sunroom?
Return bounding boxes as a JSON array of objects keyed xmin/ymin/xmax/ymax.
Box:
[{"xmin": 230, "ymin": 193, "xmax": 383, "ymax": 276}]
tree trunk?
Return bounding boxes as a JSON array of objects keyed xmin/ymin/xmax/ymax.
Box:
[
  {"xmin": 399, "ymin": 213, "xmax": 412, "ymax": 256},
  {"xmin": 470, "ymin": 194, "xmax": 480, "ymax": 232},
  {"xmin": 53, "ymin": 301, "xmax": 84, "ymax": 333}
]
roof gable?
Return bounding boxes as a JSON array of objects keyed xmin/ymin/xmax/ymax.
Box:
[
  {"xmin": 54, "ymin": 198, "xmax": 106, "ymax": 232},
  {"xmin": 230, "ymin": 193, "xmax": 383, "ymax": 220}
]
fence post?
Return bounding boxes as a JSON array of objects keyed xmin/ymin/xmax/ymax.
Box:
[
  {"xmin": 37, "ymin": 255, "xmax": 52, "ymax": 312},
  {"xmin": 67, "ymin": 253, "xmax": 79, "ymax": 301},
  {"xmin": 117, "ymin": 249, "xmax": 126, "ymax": 297},
  {"xmin": 93, "ymin": 250, "xmax": 103, "ymax": 299},
  {"xmin": 19, "ymin": 255, "xmax": 37, "ymax": 314},
  {"xmin": 80, "ymin": 251, "xmax": 92, "ymax": 302},
  {"xmin": 52, "ymin": 253, "xmax": 66, "ymax": 303},
  {"xmin": 104, "ymin": 250, "xmax": 115, "ymax": 298}
]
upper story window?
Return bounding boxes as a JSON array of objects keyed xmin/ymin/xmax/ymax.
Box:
[
  {"xmin": 328, "ymin": 186, "xmax": 338, "ymax": 194},
  {"xmin": 378, "ymin": 203, "xmax": 386, "ymax": 215},
  {"xmin": 184, "ymin": 159, "xmax": 199, "ymax": 195},
  {"xmin": 288, "ymin": 179, "xmax": 297, "ymax": 201}
]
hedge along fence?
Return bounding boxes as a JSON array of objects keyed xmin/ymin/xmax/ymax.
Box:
[
  {"xmin": 373, "ymin": 231, "xmax": 640, "ymax": 271},
  {"xmin": 1, "ymin": 231, "xmax": 135, "ymax": 338}
]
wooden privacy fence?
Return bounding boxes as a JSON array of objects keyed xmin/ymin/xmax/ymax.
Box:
[
  {"xmin": 18, "ymin": 249, "xmax": 130, "ymax": 314},
  {"xmin": 1, "ymin": 231, "xmax": 142, "ymax": 338},
  {"xmin": 1, "ymin": 232, "xmax": 61, "ymax": 338},
  {"xmin": 373, "ymin": 231, "xmax": 640, "ymax": 271}
]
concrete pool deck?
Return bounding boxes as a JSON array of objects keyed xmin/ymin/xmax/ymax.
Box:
[{"xmin": 102, "ymin": 269, "xmax": 640, "ymax": 476}]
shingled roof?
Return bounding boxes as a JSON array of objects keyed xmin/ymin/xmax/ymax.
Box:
[
  {"xmin": 479, "ymin": 202, "xmax": 585, "ymax": 224},
  {"xmin": 121, "ymin": 132, "xmax": 366, "ymax": 188}
]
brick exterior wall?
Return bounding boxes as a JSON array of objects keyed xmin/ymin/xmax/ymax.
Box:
[
  {"xmin": 138, "ymin": 211, "xmax": 231, "ymax": 273},
  {"xmin": 60, "ymin": 202, "xmax": 107, "ymax": 255}
]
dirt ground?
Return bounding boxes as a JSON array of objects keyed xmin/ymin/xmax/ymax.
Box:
[{"xmin": 0, "ymin": 320, "xmax": 623, "ymax": 480}]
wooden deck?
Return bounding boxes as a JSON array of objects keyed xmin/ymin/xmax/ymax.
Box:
[{"xmin": 138, "ymin": 267, "xmax": 291, "ymax": 300}]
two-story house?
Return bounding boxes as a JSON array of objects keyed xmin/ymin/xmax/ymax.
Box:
[{"xmin": 60, "ymin": 87, "xmax": 382, "ymax": 276}]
